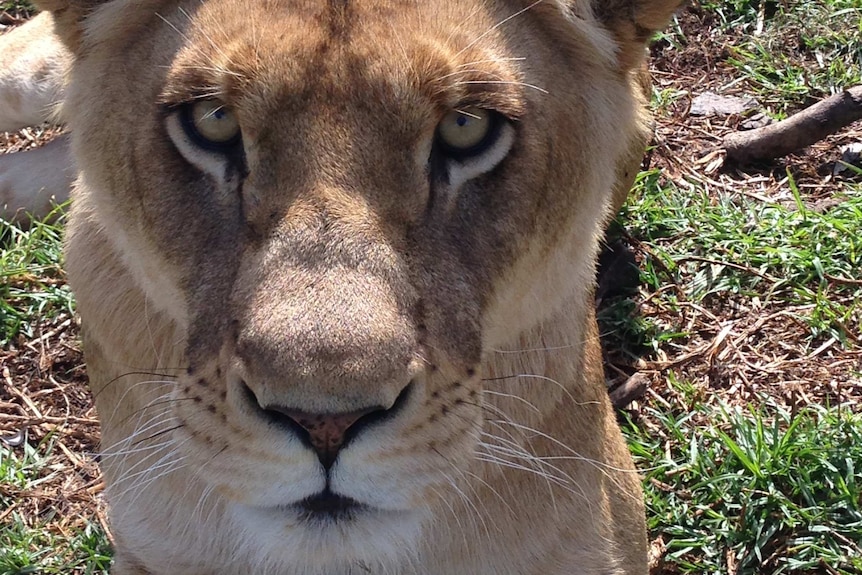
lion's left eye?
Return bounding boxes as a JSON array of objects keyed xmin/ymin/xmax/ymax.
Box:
[
  {"xmin": 436, "ymin": 108, "xmax": 499, "ymax": 158},
  {"xmin": 181, "ymin": 99, "xmax": 241, "ymax": 150}
]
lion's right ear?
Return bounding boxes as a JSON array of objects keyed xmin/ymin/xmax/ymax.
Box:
[{"xmin": 32, "ymin": 0, "xmax": 114, "ymax": 51}]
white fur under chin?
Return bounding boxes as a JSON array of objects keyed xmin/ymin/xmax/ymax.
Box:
[
  {"xmin": 230, "ymin": 504, "xmax": 427, "ymax": 574},
  {"xmin": 117, "ymin": 482, "xmax": 427, "ymax": 575}
]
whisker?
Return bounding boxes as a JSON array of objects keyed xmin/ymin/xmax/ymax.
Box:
[
  {"xmin": 461, "ymin": 467, "xmax": 515, "ymax": 515},
  {"xmin": 112, "ymin": 444, "xmax": 183, "ymax": 490},
  {"xmin": 488, "ymin": 419, "xmax": 640, "ymax": 475},
  {"xmin": 110, "ymin": 386, "xmax": 175, "ymax": 428},
  {"xmin": 126, "ymin": 396, "xmax": 200, "ymax": 420},
  {"xmin": 93, "ymin": 370, "xmax": 179, "ymax": 399},
  {"xmin": 441, "ymin": 399, "xmax": 565, "ymax": 511},
  {"xmin": 442, "ymin": 469, "xmax": 493, "ymax": 539},
  {"xmin": 109, "ymin": 445, "xmax": 184, "ymax": 504},
  {"xmin": 453, "ymin": 80, "xmax": 548, "ymax": 94},
  {"xmin": 100, "ymin": 407, "xmax": 177, "ymax": 455},
  {"xmin": 443, "ymin": 4, "xmax": 486, "ymax": 48},
  {"xmin": 99, "ymin": 438, "xmax": 175, "ymax": 460},
  {"xmin": 479, "ymin": 433, "xmax": 582, "ymax": 508},
  {"xmin": 473, "ymin": 450, "xmax": 575, "ymax": 496},
  {"xmin": 479, "ymin": 433, "xmax": 582, "ymax": 487},
  {"xmin": 177, "ymin": 445, "xmax": 228, "ymax": 541},
  {"xmin": 455, "ymin": 57, "xmax": 527, "ymax": 68},
  {"xmin": 476, "ymin": 442, "xmax": 589, "ymax": 507},
  {"xmin": 430, "ymin": 448, "xmax": 495, "ymax": 543},
  {"xmin": 454, "ymin": 0, "xmax": 544, "ymax": 59},
  {"xmin": 432, "ymin": 68, "xmax": 507, "ymax": 82},
  {"xmin": 177, "ymin": 7, "xmax": 243, "ymax": 77},
  {"xmin": 481, "ymin": 389, "xmax": 541, "ymax": 414},
  {"xmin": 490, "ymin": 343, "xmax": 580, "ymax": 354},
  {"xmin": 123, "ymin": 459, "xmax": 191, "ymax": 506},
  {"xmin": 428, "ymin": 483, "xmax": 464, "ymax": 534},
  {"xmin": 484, "ymin": 417, "xmax": 644, "ymax": 504},
  {"xmin": 131, "ymin": 423, "xmax": 186, "ymax": 447},
  {"xmin": 482, "ymin": 373, "xmax": 598, "ymax": 408}
]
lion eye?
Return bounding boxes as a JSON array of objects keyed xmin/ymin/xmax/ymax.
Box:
[
  {"xmin": 436, "ymin": 108, "xmax": 496, "ymax": 156},
  {"xmin": 182, "ymin": 99, "xmax": 241, "ymax": 149}
]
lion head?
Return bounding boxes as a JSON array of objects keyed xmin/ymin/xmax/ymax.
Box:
[{"xmin": 32, "ymin": 0, "xmax": 679, "ymax": 572}]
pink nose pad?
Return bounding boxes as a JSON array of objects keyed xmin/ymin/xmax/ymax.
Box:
[{"xmin": 280, "ymin": 409, "xmax": 377, "ymax": 469}]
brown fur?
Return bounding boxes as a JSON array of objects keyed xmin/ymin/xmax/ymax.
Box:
[{"xmin": 18, "ymin": 1, "xmax": 680, "ymax": 573}]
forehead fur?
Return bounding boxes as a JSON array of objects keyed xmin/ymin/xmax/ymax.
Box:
[{"xmin": 157, "ymin": 0, "xmax": 536, "ymax": 113}]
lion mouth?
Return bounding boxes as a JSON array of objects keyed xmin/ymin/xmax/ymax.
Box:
[{"xmin": 292, "ymin": 488, "xmax": 366, "ymax": 522}]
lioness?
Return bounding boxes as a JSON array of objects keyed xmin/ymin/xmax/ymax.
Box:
[{"xmin": 1, "ymin": 1, "xmax": 679, "ymax": 573}]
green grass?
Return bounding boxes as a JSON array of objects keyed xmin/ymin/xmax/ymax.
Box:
[
  {"xmin": 670, "ymin": 0, "xmax": 862, "ymax": 115},
  {"xmin": 619, "ymin": 170, "xmax": 861, "ymax": 345},
  {"xmin": 0, "ymin": 211, "xmax": 106, "ymax": 575},
  {"xmin": 0, "ymin": 211, "xmax": 74, "ymax": 346},
  {"xmin": 0, "ymin": 1, "xmax": 34, "ymax": 15},
  {"xmin": 0, "ymin": 437, "xmax": 111, "ymax": 575},
  {"xmin": 625, "ymin": 383, "xmax": 862, "ymax": 575},
  {"xmin": 608, "ymin": 5, "xmax": 862, "ymax": 572}
]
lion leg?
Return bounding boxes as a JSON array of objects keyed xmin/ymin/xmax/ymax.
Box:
[
  {"xmin": 0, "ymin": 134, "xmax": 73, "ymax": 221},
  {"xmin": 110, "ymin": 563, "xmax": 149, "ymax": 575},
  {"xmin": 0, "ymin": 12, "xmax": 70, "ymax": 132},
  {"xmin": 0, "ymin": 13, "xmax": 73, "ymax": 222},
  {"xmin": 110, "ymin": 552, "xmax": 156, "ymax": 575}
]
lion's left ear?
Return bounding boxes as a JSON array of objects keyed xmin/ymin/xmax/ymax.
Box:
[
  {"xmin": 590, "ymin": 0, "xmax": 683, "ymax": 69},
  {"xmin": 546, "ymin": 0, "xmax": 682, "ymax": 70}
]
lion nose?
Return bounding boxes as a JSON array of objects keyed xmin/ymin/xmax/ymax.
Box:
[
  {"xmin": 271, "ymin": 407, "xmax": 377, "ymax": 470},
  {"xmin": 245, "ymin": 382, "xmax": 413, "ymax": 470}
]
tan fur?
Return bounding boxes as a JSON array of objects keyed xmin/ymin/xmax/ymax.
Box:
[
  {"xmin": 0, "ymin": 12, "xmax": 69, "ymax": 132},
  {"xmin": 0, "ymin": 135, "xmax": 73, "ymax": 221},
  {"xmin": 0, "ymin": 15, "xmax": 73, "ymax": 222},
  {"xmin": 14, "ymin": 1, "xmax": 678, "ymax": 573}
]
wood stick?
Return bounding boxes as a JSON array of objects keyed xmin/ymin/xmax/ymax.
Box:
[
  {"xmin": 610, "ymin": 372, "xmax": 650, "ymax": 409},
  {"xmin": 723, "ymin": 85, "xmax": 862, "ymax": 164}
]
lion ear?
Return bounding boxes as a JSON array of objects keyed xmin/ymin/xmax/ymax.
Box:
[
  {"xmin": 31, "ymin": 0, "xmax": 113, "ymax": 51},
  {"xmin": 589, "ymin": 0, "xmax": 683, "ymax": 69}
]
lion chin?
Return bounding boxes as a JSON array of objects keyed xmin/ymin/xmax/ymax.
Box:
[
  {"xmin": 230, "ymin": 503, "xmax": 426, "ymax": 570},
  {"xmin": 217, "ymin": 448, "xmax": 430, "ymax": 570}
]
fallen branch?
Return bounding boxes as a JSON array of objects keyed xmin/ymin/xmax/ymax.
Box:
[
  {"xmin": 610, "ymin": 372, "xmax": 650, "ymax": 409},
  {"xmin": 723, "ymin": 85, "xmax": 862, "ymax": 164}
]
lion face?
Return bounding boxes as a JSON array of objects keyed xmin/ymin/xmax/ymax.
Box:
[{"xmin": 40, "ymin": 0, "xmax": 679, "ymax": 571}]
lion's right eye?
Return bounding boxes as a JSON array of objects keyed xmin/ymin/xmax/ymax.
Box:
[
  {"xmin": 180, "ymin": 99, "xmax": 241, "ymax": 150},
  {"xmin": 166, "ymin": 98, "xmax": 247, "ymax": 183}
]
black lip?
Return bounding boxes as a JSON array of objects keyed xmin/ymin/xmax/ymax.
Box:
[{"xmin": 294, "ymin": 488, "xmax": 365, "ymax": 522}]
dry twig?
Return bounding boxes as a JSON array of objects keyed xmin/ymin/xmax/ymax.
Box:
[{"xmin": 724, "ymin": 86, "xmax": 862, "ymax": 163}]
